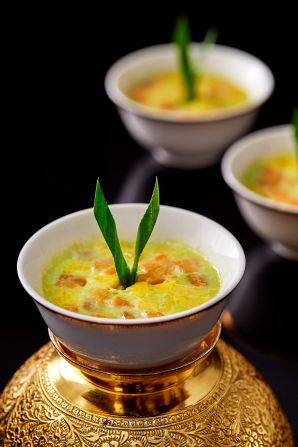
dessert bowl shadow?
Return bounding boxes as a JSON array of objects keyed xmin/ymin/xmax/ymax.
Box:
[
  {"xmin": 17, "ymin": 205, "xmax": 245, "ymax": 370},
  {"xmin": 105, "ymin": 43, "xmax": 274, "ymax": 169},
  {"xmin": 221, "ymin": 125, "xmax": 298, "ymax": 260}
]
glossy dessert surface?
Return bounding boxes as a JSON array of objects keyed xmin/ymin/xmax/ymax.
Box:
[
  {"xmin": 42, "ymin": 239, "xmax": 220, "ymax": 319},
  {"xmin": 242, "ymin": 152, "xmax": 298, "ymax": 206},
  {"xmin": 129, "ymin": 72, "xmax": 248, "ymax": 117}
]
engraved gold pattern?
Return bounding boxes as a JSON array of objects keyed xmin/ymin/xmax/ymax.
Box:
[{"xmin": 0, "ymin": 341, "xmax": 294, "ymax": 446}]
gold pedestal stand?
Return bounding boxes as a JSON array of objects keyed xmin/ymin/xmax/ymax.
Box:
[{"xmin": 0, "ymin": 324, "xmax": 294, "ymax": 446}]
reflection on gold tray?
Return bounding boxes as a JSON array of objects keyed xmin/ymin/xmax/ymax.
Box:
[{"xmin": 0, "ymin": 331, "xmax": 294, "ymax": 446}]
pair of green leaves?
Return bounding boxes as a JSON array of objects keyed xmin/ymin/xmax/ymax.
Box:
[
  {"xmin": 173, "ymin": 17, "xmax": 196, "ymax": 100},
  {"xmin": 94, "ymin": 179, "xmax": 160, "ymax": 288},
  {"xmin": 173, "ymin": 17, "xmax": 218, "ymax": 101}
]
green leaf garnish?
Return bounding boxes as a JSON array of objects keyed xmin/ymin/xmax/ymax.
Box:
[
  {"xmin": 94, "ymin": 181, "xmax": 131, "ymax": 288},
  {"xmin": 292, "ymin": 107, "xmax": 298, "ymax": 162},
  {"xmin": 173, "ymin": 16, "xmax": 196, "ymax": 100},
  {"xmin": 94, "ymin": 179, "xmax": 160, "ymax": 288},
  {"xmin": 196, "ymin": 28, "xmax": 218, "ymax": 83},
  {"xmin": 173, "ymin": 17, "xmax": 218, "ymax": 102},
  {"xmin": 130, "ymin": 178, "xmax": 160, "ymax": 283}
]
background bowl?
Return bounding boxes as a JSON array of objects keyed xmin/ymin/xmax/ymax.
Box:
[
  {"xmin": 105, "ymin": 43, "xmax": 274, "ymax": 169},
  {"xmin": 17, "ymin": 205, "xmax": 245, "ymax": 370},
  {"xmin": 221, "ymin": 125, "xmax": 298, "ymax": 260}
]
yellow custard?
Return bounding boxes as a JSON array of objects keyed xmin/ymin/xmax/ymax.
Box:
[
  {"xmin": 128, "ymin": 72, "xmax": 248, "ymax": 117},
  {"xmin": 242, "ymin": 153, "xmax": 298, "ymax": 206},
  {"xmin": 42, "ymin": 240, "xmax": 220, "ymax": 319}
]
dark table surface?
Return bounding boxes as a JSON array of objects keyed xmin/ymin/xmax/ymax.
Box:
[{"xmin": 1, "ymin": 6, "xmax": 298, "ymax": 444}]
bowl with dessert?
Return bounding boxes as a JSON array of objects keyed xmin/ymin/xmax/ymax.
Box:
[
  {"xmin": 105, "ymin": 18, "xmax": 274, "ymax": 168},
  {"xmin": 17, "ymin": 180, "xmax": 245, "ymax": 371},
  {"xmin": 222, "ymin": 118, "xmax": 298, "ymax": 259}
]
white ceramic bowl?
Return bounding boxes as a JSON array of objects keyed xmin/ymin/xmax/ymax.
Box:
[
  {"xmin": 105, "ymin": 44, "xmax": 274, "ymax": 169},
  {"xmin": 222, "ymin": 125, "xmax": 298, "ymax": 260},
  {"xmin": 17, "ymin": 205, "xmax": 245, "ymax": 370}
]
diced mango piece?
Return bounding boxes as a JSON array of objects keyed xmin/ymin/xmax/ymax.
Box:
[
  {"xmin": 56, "ymin": 274, "xmax": 86, "ymax": 288},
  {"xmin": 259, "ymin": 167, "xmax": 281, "ymax": 186},
  {"xmin": 187, "ymin": 272, "xmax": 207, "ymax": 286},
  {"xmin": 146, "ymin": 310, "xmax": 164, "ymax": 318},
  {"xmin": 94, "ymin": 275, "xmax": 119, "ymax": 288},
  {"xmin": 83, "ymin": 288, "xmax": 108, "ymax": 310},
  {"xmin": 91, "ymin": 259, "xmax": 113, "ymax": 271},
  {"xmin": 175, "ymin": 258, "xmax": 199, "ymax": 273},
  {"xmin": 137, "ymin": 274, "xmax": 162, "ymax": 285},
  {"xmin": 104, "ymin": 266, "xmax": 116, "ymax": 275},
  {"xmin": 127, "ymin": 281, "xmax": 149, "ymax": 297},
  {"xmin": 112, "ymin": 296, "xmax": 132, "ymax": 307},
  {"xmin": 152, "ymin": 280, "xmax": 175, "ymax": 293}
]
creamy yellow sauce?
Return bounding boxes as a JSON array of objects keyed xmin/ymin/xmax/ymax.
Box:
[
  {"xmin": 128, "ymin": 72, "xmax": 248, "ymax": 117},
  {"xmin": 242, "ymin": 152, "xmax": 298, "ymax": 206},
  {"xmin": 42, "ymin": 240, "xmax": 220, "ymax": 319}
]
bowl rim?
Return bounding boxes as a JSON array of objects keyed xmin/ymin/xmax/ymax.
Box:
[
  {"xmin": 104, "ymin": 43, "xmax": 275, "ymax": 124},
  {"xmin": 17, "ymin": 204, "xmax": 246, "ymax": 326},
  {"xmin": 221, "ymin": 124, "xmax": 298, "ymax": 215}
]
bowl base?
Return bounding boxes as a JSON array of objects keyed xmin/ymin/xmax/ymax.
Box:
[
  {"xmin": 153, "ymin": 146, "xmax": 219, "ymax": 169},
  {"xmin": 271, "ymin": 242, "xmax": 298, "ymax": 260},
  {"xmin": 49, "ymin": 323, "xmax": 221, "ymax": 379}
]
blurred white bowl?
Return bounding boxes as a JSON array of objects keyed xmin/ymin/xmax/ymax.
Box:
[
  {"xmin": 222, "ymin": 125, "xmax": 298, "ymax": 260},
  {"xmin": 17, "ymin": 205, "xmax": 245, "ymax": 370},
  {"xmin": 105, "ymin": 44, "xmax": 274, "ymax": 169}
]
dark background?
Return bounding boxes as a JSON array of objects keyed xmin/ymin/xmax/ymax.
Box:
[{"xmin": 2, "ymin": 4, "xmax": 298, "ymax": 442}]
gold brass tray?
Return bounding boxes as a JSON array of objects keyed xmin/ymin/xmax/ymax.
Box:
[{"xmin": 0, "ymin": 327, "xmax": 294, "ymax": 446}]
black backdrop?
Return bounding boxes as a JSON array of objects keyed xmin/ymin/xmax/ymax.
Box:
[{"xmin": 2, "ymin": 3, "xmax": 298, "ymax": 440}]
